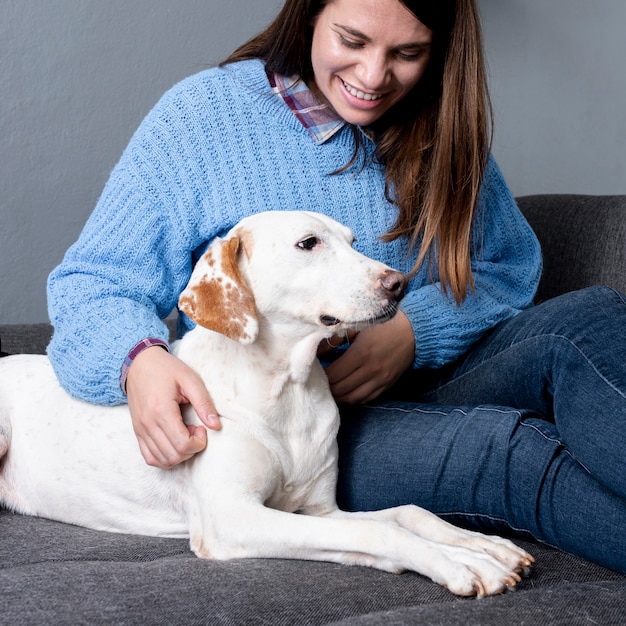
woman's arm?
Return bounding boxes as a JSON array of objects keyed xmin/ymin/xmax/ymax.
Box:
[
  {"xmin": 46, "ymin": 178, "xmax": 188, "ymax": 405},
  {"xmin": 46, "ymin": 76, "xmax": 225, "ymax": 465}
]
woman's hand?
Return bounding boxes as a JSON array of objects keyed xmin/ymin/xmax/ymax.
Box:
[
  {"xmin": 125, "ymin": 346, "xmax": 221, "ymax": 468},
  {"xmin": 324, "ymin": 312, "xmax": 415, "ymax": 404}
]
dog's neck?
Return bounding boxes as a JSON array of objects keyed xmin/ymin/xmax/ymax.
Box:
[
  {"xmin": 260, "ymin": 325, "xmax": 322, "ymax": 385},
  {"xmin": 176, "ymin": 322, "xmax": 328, "ymax": 403},
  {"xmin": 175, "ymin": 322, "xmax": 338, "ymax": 449}
]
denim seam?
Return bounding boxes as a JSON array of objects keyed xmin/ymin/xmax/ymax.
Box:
[
  {"xmin": 363, "ymin": 404, "xmax": 467, "ymax": 417},
  {"xmin": 438, "ymin": 510, "xmax": 541, "ymax": 539},
  {"xmin": 519, "ymin": 417, "xmax": 589, "ymax": 472},
  {"xmin": 436, "ymin": 413, "xmax": 571, "ymax": 549},
  {"xmin": 362, "ymin": 402, "xmax": 591, "ymax": 532},
  {"xmin": 607, "ymin": 285, "xmax": 626, "ymax": 306},
  {"xmin": 364, "ymin": 402, "xmax": 587, "ymax": 468},
  {"xmin": 426, "ymin": 332, "xmax": 626, "ymax": 402}
]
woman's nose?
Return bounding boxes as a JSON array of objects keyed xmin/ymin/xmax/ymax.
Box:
[{"xmin": 355, "ymin": 50, "xmax": 389, "ymax": 90}]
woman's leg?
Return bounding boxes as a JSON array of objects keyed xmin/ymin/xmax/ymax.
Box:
[
  {"xmin": 336, "ymin": 287, "xmax": 626, "ymax": 573},
  {"xmin": 336, "ymin": 401, "xmax": 626, "ymax": 574},
  {"xmin": 416, "ymin": 286, "xmax": 626, "ymax": 500}
]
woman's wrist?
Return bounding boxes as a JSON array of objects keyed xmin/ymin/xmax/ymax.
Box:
[{"xmin": 120, "ymin": 338, "xmax": 170, "ymax": 394}]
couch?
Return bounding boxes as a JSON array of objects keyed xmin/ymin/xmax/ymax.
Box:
[{"xmin": 1, "ymin": 194, "xmax": 625, "ymax": 625}]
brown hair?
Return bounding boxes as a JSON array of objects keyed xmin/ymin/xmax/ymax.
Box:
[{"xmin": 223, "ymin": 0, "xmax": 492, "ymax": 303}]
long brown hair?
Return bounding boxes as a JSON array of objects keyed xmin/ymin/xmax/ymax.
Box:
[{"xmin": 223, "ymin": 0, "xmax": 492, "ymax": 303}]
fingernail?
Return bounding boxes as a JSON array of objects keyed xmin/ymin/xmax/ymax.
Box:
[{"xmin": 207, "ymin": 413, "xmax": 221, "ymax": 429}]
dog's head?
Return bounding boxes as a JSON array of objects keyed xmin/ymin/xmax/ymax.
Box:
[{"xmin": 178, "ymin": 211, "xmax": 406, "ymax": 344}]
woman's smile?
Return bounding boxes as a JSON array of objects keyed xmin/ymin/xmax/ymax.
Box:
[
  {"xmin": 310, "ymin": 0, "xmax": 433, "ymax": 126},
  {"xmin": 340, "ymin": 78, "xmax": 384, "ymax": 102}
]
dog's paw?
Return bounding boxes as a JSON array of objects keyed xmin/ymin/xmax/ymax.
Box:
[
  {"xmin": 434, "ymin": 547, "xmax": 528, "ymax": 598},
  {"xmin": 458, "ymin": 531, "xmax": 535, "ymax": 574}
]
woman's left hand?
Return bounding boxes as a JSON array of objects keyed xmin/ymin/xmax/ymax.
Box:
[{"xmin": 324, "ymin": 311, "xmax": 415, "ymax": 404}]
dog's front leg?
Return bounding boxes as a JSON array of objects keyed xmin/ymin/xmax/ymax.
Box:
[
  {"xmin": 329, "ymin": 506, "xmax": 534, "ymax": 575},
  {"xmin": 192, "ymin": 494, "xmax": 526, "ymax": 597}
]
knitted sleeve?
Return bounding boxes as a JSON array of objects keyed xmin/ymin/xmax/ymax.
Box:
[
  {"xmin": 46, "ymin": 79, "xmax": 211, "ymax": 406},
  {"xmin": 401, "ymin": 156, "xmax": 542, "ymax": 369}
]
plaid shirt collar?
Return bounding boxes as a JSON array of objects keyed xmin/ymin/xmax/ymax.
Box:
[{"xmin": 269, "ymin": 72, "xmax": 346, "ymax": 145}]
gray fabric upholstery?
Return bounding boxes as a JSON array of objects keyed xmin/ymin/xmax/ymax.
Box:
[
  {"xmin": 328, "ymin": 582, "xmax": 626, "ymax": 626},
  {"xmin": 0, "ymin": 510, "xmax": 623, "ymax": 625},
  {"xmin": 1, "ymin": 194, "xmax": 625, "ymax": 624},
  {"xmin": 517, "ymin": 194, "xmax": 626, "ymax": 302},
  {"xmin": 0, "ymin": 322, "xmax": 52, "ymax": 356}
]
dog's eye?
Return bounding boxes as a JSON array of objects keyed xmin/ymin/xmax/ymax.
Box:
[{"xmin": 297, "ymin": 236, "xmax": 319, "ymax": 251}]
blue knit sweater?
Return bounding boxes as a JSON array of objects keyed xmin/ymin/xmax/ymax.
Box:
[{"xmin": 47, "ymin": 59, "xmax": 542, "ymax": 406}]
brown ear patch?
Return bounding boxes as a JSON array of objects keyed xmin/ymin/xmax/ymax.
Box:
[{"xmin": 179, "ymin": 236, "xmax": 258, "ymax": 343}]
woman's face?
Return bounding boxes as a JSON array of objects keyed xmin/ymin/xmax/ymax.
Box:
[{"xmin": 310, "ymin": 0, "xmax": 433, "ymax": 126}]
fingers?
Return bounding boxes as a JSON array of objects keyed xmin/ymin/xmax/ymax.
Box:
[
  {"xmin": 325, "ymin": 332, "xmax": 392, "ymax": 403},
  {"xmin": 126, "ymin": 346, "xmax": 218, "ymax": 468},
  {"xmin": 181, "ymin": 373, "xmax": 222, "ymax": 430},
  {"xmin": 327, "ymin": 361, "xmax": 388, "ymax": 404},
  {"xmin": 137, "ymin": 408, "xmax": 208, "ymax": 468},
  {"xmin": 317, "ymin": 330, "xmax": 359, "ymax": 357},
  {"xmin": 325, "ymin": 314, "xmax": 414, "ymax": 404},
  {"xmin": 325, "ymin": 346, "xmax": 377, "ymax": 403}
]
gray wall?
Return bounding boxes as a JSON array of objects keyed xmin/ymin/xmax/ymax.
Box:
[
  {"xmin": 481, "ymin": 0, "xmax": 626, "ymax": 195},
  {"xmin": 1, "ymin": 0, "xmax": 625, "ymax": 324}
]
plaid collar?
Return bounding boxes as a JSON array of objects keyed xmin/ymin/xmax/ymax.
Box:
[{"xmin": 269, "ymin": 72, "xmax": 345, "ymax": 144}]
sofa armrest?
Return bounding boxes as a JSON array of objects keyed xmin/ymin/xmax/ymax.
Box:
[
  {"xmin": 0, "ymin": 323, "xmax": 53, "ymax": 355},
  {"xmin": 0, "ymin": 319, "xmax": 178, "ymax": 356},
  {"xmin": 517, "ymin": 194, "xmax": 626, "ymax": 302}
]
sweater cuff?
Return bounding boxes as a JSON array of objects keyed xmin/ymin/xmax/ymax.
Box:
[{"xmin": 120, "ymin": 338, "xmax": 170, "ymax": 395}]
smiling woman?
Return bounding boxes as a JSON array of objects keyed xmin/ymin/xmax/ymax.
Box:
[
  {"xmin": 309, "ymin": 0, "xmax": 433, "ymax": 127},
  {"xmin": 227, "ymin": 0, "xmax": 490, "ymax": 305}
]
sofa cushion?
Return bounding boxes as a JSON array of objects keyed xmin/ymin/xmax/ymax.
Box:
[
  {"xmin": 1, "ymin": 509, "xmax": 624, "ymax": 625},
  {"xmin": 0, "ymin": 322, "xmax": 52, "ymax": 355}
]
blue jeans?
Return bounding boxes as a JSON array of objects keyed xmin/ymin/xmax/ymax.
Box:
[{"xmin": 336, "ymin": 286, "xmax": 626, "ymax": 574}]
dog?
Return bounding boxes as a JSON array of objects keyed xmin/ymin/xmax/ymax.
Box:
[{"xmin": 0, "ymin": 211, "xmax": 533, "ymax": 597}]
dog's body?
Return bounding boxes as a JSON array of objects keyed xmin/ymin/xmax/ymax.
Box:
[{"xmin": 0, "ymin": 211, "xmax": 532, "ymax": 597}]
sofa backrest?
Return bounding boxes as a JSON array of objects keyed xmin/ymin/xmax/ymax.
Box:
[{"xmin": 517, "ymin": 194, "xmax": 626, "ymax": 303}]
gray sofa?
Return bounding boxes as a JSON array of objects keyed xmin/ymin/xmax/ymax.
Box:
[{"xmin": 1, "ymin": 194, "xmax": 625, "ymax": 625}]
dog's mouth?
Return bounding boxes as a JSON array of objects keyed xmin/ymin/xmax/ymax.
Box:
[
  {"xmin": 319, "ymin": 302, "xmax": 400, "ymax": 329},
  {"xmin": 320, "ymin": 315, "xmax": 341, "ymax": 327}
]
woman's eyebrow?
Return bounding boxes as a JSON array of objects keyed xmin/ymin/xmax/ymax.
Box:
[
  {"xmin": 333, "ymin": 23, "xmax": 432, "ymax": 50},
  {"xmin": 334, "ymin": 23, "xmax": 372, "ymax": 42}
]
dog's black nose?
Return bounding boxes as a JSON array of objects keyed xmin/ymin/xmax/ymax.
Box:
[{"xmin": 380, "ymin": 270, "xmax": 407, "ymax": 300}]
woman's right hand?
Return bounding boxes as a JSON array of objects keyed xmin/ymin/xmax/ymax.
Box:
[{"xmin": 125, "ymin": 346, "xmax": 221, "ymax": 468}]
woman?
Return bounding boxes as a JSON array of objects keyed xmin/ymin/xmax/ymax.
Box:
[{"xmin": 47, "ymin": 0, "xmax": 626, "ymax": 572}]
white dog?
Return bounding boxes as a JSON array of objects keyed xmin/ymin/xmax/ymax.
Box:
[{"xmin": 0, "ymin": 211, "xmax": 533, "ymax": 597}]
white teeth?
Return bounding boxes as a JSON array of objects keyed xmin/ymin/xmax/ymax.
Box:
[{"xmin": 342, "ymin": 80, "xmax": 382, "ymax": 101}]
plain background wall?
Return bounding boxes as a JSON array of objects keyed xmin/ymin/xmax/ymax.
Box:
[
  {"xmin": 482, "ymin": 0, "xmax": 626, "ymax": 195},
  {"xmin": 1, "ymin": 0, "xmax": 625, "ymax": 324}
]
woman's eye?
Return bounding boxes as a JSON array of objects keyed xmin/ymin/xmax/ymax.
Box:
[
  {"xmin": 396, "ymin": 50, "xmax": 424, "ymax": 62},
  {"xmin": 340, "ymin": 35, "xmax": 363, "ymax": 50},
  {"xmin": 297, "ymin": 237, "xmax": 319, "ymax": 251}
]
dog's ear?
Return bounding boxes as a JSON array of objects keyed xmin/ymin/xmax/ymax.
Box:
[{"xmin": 178, "ymin": 235, "xmax": 258, "ymax": 344}]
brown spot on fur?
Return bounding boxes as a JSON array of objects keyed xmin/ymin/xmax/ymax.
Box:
[{"xmin": 179, "ymin": 236, "xmax": 257, "ymax": 342}]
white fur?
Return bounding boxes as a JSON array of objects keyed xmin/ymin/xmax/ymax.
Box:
[{"xmin": 0, "ymin": 211, "xmax": 532, "ymax": 597}]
